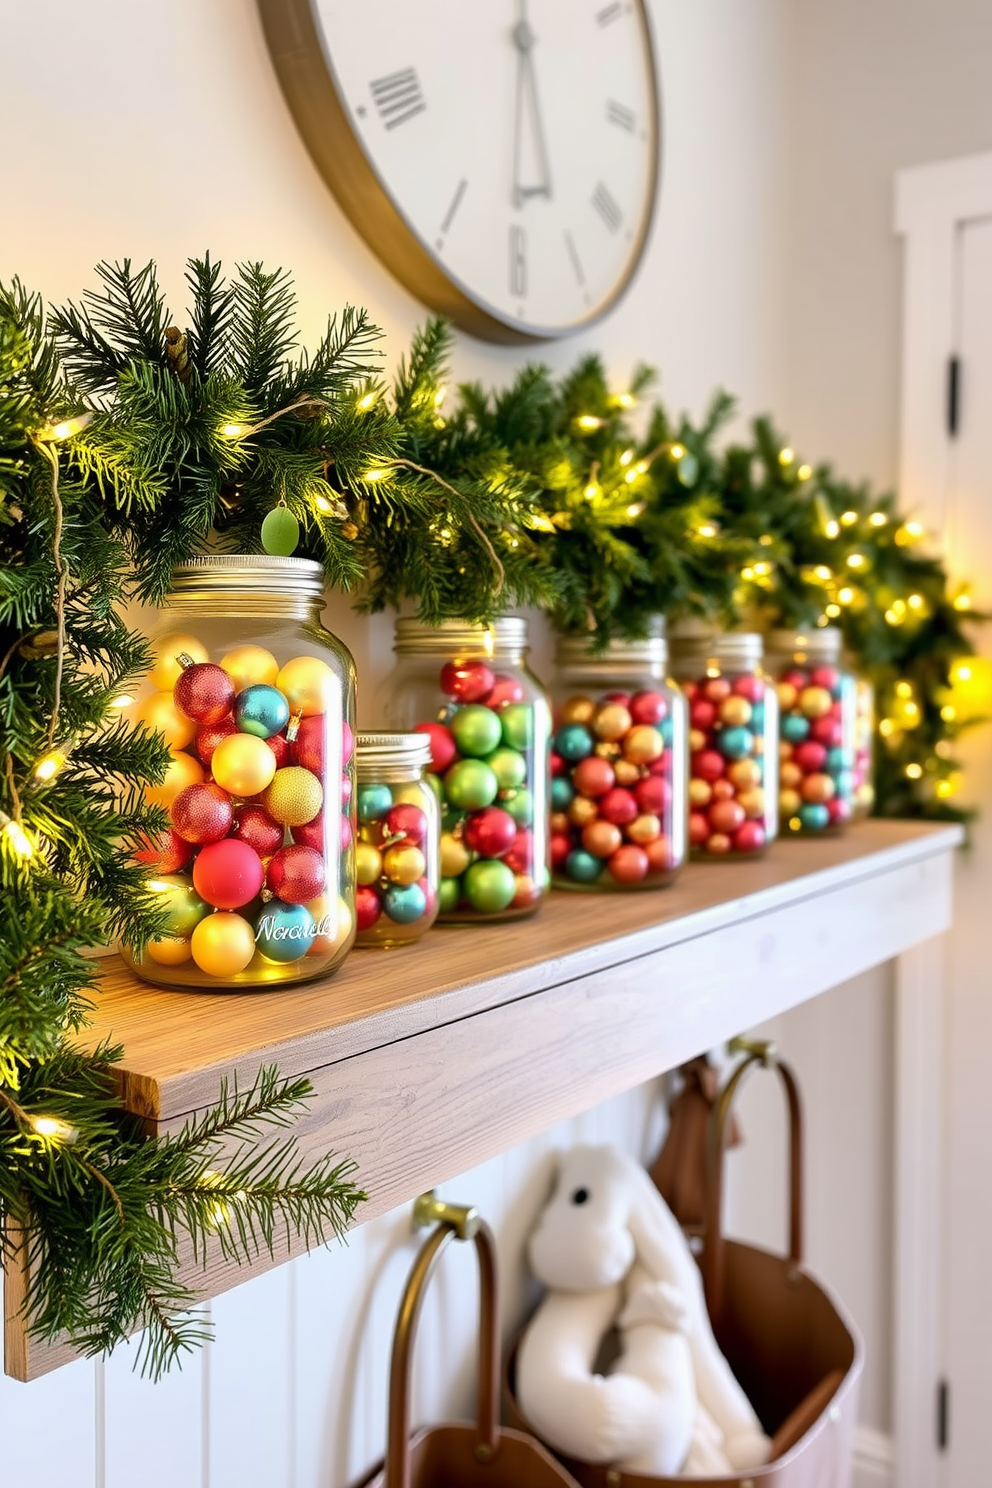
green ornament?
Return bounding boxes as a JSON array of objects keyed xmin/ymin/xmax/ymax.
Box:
[
  {"xmin": 444, "ymin": 758, "xmax": 499, "ymax": 811},
  {"xmin": 463, "ymin": 859, "xmax": 516, "ymax": 914},
  {"xmin": 500, "ymin": 703, "xmax": 533, "ymax": 752},
  {"xmin": 439, "ymin": 876, "xmax": 461, "ymax": 913},
  {"xmin": 451, "ymin": 704, "xmax": 503, "ymax": 758},
  {"xmin": 261, "ymin": 505, "xmax": 300, "ymax": 557},
  {"xmin": 488, "ymin": 746, "xmax": 528, "ymax": 790},
  {"xmin": 677, "ymin": 451, "xmax": 700, "ymax": 486},
  {"xmin": 503, "ymin": 787, "xmax": 534, "ymax": 827},
  {"xmin": 153, "ymin": 874, "xmax": 211, "ymax": 937}
]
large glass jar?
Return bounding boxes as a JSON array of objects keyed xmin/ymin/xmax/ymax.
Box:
[
  {"xmin": 354, "ymin": 732, "xmax": 440, "ymax": 947},
  {"xmin": 765, "ymin": 627, "xmax": 857, "ymax": 835},
  {"xmin": 670, "ymin": 629, "xmax": 779, "ymax": 860},
  {"xmin": 123, "ymin": 556, "xmax": 356, "ymax": 990},
  {"xmin": 852, "ymin": 673, "xmax": 876, "ymax": 819},
  {"xmin": 549, "ymin": 629, "xmax": 688, "ymax": 890},
  {"xmin": 375, "ymin": 618, "xmax": 551, "ymax": 922}
]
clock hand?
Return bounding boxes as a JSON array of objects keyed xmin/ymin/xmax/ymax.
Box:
[{"xmin": 512, "ymin": 0, "xmax": 553, "ymax": 208}]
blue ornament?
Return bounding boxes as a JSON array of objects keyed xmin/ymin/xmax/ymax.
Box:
[
  {"xmin": 235, "ymin": 684, "xmax": 290, "ymax": 739},
  {"xmin": 750, "ymin": 703, "xmax": 765, "ymax": 732},
  {"xmin": 834, "ymin": 770, "xmax": 854, "ymax": 798},
  {"xmin": 383, "ymin": 881, "xmax": 428, "ymax": 924},
  {"xmin": 255, "ymin": 902, "xmax": 315, "ymax": 962},
  {"xmin": 555, "ymin": 723, "xmax": 594, "ymax": 761},
  {"xmin": 781, "ymin": 714, "xmax": 810, "ymax": 744},
  {"xmin": 357, "ymin": 783, "xmax": 393, "ymax": 823},
  {"xmin": 551, "ymin": 776, "xmax": 574, "ymax": 810},
  {"xmin": 658, "ymin": 717, "xmax": 674, "ymax": 746},
  {"xmin": 798, "ymin": 803, "xmax": 830, "ymax": 832},
  {"xmin": 566, "ymin": 849, "xmax": 604, "ymax": 883},
  {"xmin": 826, "ymin": 746, "xmax": 850, "ymax": 775},
  {"xmin": 717, "ymin": 726, "xmax": 754, "ymax": 760}
]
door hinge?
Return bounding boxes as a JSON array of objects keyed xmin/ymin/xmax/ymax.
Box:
[
  {"xmin": 937, "ymin": 1377, "xmax": 950, "ymax": 1451},
  {"xmin": 947, "ymin": 355, "xmax": 961, "ymax": 437}
]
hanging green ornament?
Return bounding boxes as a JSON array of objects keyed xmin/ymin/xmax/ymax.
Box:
[
  {"xmin": 677, "ymin": 451, "xmax": 699, "ymax": 487},
  {"xmin": 261, "ymin": 504, "xmax": 300, "ymax": 557}
]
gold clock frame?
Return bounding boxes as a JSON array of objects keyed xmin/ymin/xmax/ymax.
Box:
[{"xmin": 256, "ymin": 0, "xmax": 661, "ymax": 344}]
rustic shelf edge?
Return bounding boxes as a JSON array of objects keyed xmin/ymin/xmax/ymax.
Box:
[{"xmin": 4, "ymin": 820, "xmax": 962, "ymax": 1381}]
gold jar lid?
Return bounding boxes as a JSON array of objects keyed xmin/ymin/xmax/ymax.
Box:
[
  {"xmin": 392, "ymin": 616, "xmax": 528, "ymax": 656},
  {"xmin": 555, "ymin": 625, "xmax": 668, "ymax": 671},
  {"xmin": 356, "ymin": 731, "xmax": 433, "ymax": 782},
  {"xmin": 767, "ymin": 625, "xmax": 843, "ymax": 662},
  {"xmin": 168, "ymin": 554, "xmax": 326, "ymax": 600}
]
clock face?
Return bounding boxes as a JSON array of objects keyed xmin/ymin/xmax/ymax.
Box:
[{"xmin": 259, "ymin": 0, "xmax": 660, "ymax": 342}]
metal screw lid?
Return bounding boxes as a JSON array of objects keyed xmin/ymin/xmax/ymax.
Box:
[
  {"xmin": 767, "ymin": 625, "xmax": 843, "ymax": 662},
  {"xmin": 168, "ymin": 554, "xmax": 326, "ymax": 599},
  {"xmin": 356, "ymin": 731, "xmax": 433, "ymax": 780},
  {"xmin": 671, "ymin": 628, "xmax": 765, "ymax": 670},
  {"xmin": 392, "ymin": 615, "xmax": 528, "ymax": 656},
  {"xmin": 555, "ymin": 622, "xmax": 668, "ymax": 670}
]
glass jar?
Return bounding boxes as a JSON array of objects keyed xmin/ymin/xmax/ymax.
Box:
[
  {"xmin": 123, "ymin": 556, "xmax": 356, "ymax": 990},
  {"xmin": 852, "ymin": 674, "xmax": 876, "ymax": 819},
  {"xmin": 765, "ymin": 627, "xmax": 857, "ymax": 835},
  {"xmin": 670, "ymin": 629, "xmax": 779, "ymax": 859},
  {"xmin": 354, "ymin": 733, "xmax": 440, "ymax": 947},
  {"xmin": 375, "ymin": 617, "xmax": 551, "ymax": 922},
  {"xmin": 548, "ymin": 629, "xmax": 688, "ymax": 890}
]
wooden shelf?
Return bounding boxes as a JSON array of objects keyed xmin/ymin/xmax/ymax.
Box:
[{"xmin": 4, "ymin": 819, "xmax": 961, "ymax": 1380}]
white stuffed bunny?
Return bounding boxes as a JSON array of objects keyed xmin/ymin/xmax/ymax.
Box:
[{"xmin": 517, "ymin": 1144, "xmax": 772, "ymax": 1477}]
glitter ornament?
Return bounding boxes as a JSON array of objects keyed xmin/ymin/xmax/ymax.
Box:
[
  {"xmin": 267, "ymin": 844, "xmax": 326, "ymax": 904},
  {"xmin": 463, "ymin": 859, "xmax": 516, "ymax": 914},
  {"xmin": 291, "ymin": 811, "xmax": 325, "ymax": 851},
  {"xmin": 146, "ymin": 751, "xmax": 205, "ymax": 810},
  {"xmin": 289, "ymin": 714, "xmax": 325, "ymax": 774},
  {"xmin": 149, "ymin": 633, "xmax": 208, "ymax": 691},
  {"xmin": 451, "ymin": 705, "xmax": 503, "ymax": 758},
  {"xmin": 568, "ymin": 795, "xmax": 599, "ymax": 828},
  {"xmin": 192, "ymin": 839, "xmax": 265, "ymax": 910},
  {"xmin": 262, "ymin": 766, "xmax": 324, "ymax": 827},
  {"xmin": 196, "ymin": 716, "xmax": 239, "ymax": 767},
  {"xmin": 235, "ymin": 684, "xmax": 291, "ymax": 739},
  {"xmin": 134, "ymin": 827, "xmax": 192, "ymax": 875},
  {"xmin": 211, "ymin": 734, "xmax": 278, "ymax": 797},
  {"xmin": 220, "ymin": 645, "xmax": 280, "ymax": 691},
  {"xmin": 464, "ymin": 806, "xmax": 516, "ymax": 858},
  {"xmin": 148, "ymin": 874, "xmax": 212, "ymax": 937},
  {"xmin": 173, "ymin": 661, "xmax": 235, "ymax": 726},
  {"xmin": 413, "ymin": 722, "xmax": 457, "ymax": 773},
  {"xmin": 276, "ymin": 655, "xmax": 337, "ymax": 717},
  {"xmin": 253, "ymin": 904, "xmax": 315, "ymax": 963},
  {"xmin": 440, "ymin": 659, "xmax": 494, "ymax": 702},
  {"xmin": 136, "ymin": 692, "xmax": 197, "ymax": 752},
  {"xmin": 444, "ymin": 759, "xmax": 499, "ymax": 812},
  {"xmin": 171, "ymin": 782, "xmax": 234, "ymax": 844},
  {"xmin": 146, "ymin": 936, "xmax": 192, "ymax": 966},
  {"xmin": 231, "ymin": 803, "xmax": 284, "ymax": 859}
]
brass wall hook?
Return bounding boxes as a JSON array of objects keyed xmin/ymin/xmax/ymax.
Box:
[
  {"xmin": 412, "ymin": 1189, "xmax": 480, "ymax": 1241},
  {"xmin": 728, "ymin": 1034, "xmax": 779, "ymax": 1066}
]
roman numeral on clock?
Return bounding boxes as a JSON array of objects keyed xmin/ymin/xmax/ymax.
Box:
[
  {"xmin": 509, "ymin": 225, "xmax": 528, "ymax": 298},
  {"xmin": 369, "ymin": 67, "xmax": 426, "ymax": 129},
  {"xmin": 607, "ymin": 99, "xmax": 635, "ymax": 131},
  {"xmin": 591, "ymin": 181, "xmax": 622, "ymax": 234}
]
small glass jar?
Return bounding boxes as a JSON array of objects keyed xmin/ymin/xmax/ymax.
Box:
[
  {"xmin": 548, "ymin": 628, "xmax": 688, "ymax": 890},
  {"xmin": 354, "ymin": 733, "xmax": 440, "ymax": 947},
  {"xmin": 852, "ymin": 674, "xmax": 876, "ymax": 819},
  {"xmin": 375, "ymin": 617, "xmax": 552, "ymax": 922},
  {"xmin": 670, "ymin": 629, "xmax": 779, "ymax": 859},
  {"xmin": 122, "ymin": 556, "xmax": 357, "ymax": 990},
  {"xmin": 765, "ymin": 627, "xmax": 857, "ymax": 835}
]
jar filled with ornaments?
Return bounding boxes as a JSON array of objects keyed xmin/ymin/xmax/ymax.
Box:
[
  {"xmin": 851, "ymin": 672, "xmax": 876, "ymax": 819},
  {"xmin": 354, "ymin": 732, "xmax": 440, "ymax": 947},
  {"xmin": 670, "ymin": 627, "xmax": 779, "ymax": 860},
  {"xmin": 549, "ymin": 626, "xmax": 688, "ymax": 890},
  {"xmin": 123, "ymin": 556, "xmax": 356, "ymax": 989},
  {"xmin": 375, "ymin": 618, "xmax": 551, "ymax": 922},
  {"xmin": 765, "ymin": 627, "xmax": 857, "ymax": 835}
]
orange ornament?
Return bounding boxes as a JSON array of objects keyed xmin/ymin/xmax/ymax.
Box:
[
  {"xmin": 136, "ymin": 692, "xmax": 197, "ymax": 751},
  {"xmin": 146, "ymin": 751, "xmax": 204, "ymax": 810}
]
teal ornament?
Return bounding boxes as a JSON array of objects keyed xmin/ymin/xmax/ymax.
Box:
[
  {"xmin": 798, "ymin": 803, "xmax": 830, "ymax": 832},
  {"xmin": 488, "ymin": 746, "xmax": 528, "ymax": 790},
  {"xmin": 463, "ymin": 859, "xmax": 516, "ymax": 913},
  {"xmin": 677, "ymin": 451, "xmax": 700, "ymax": 486},
  {"xmin": 781, "ymin": 714, "xmax": 810, "ymax": 744},
  {"xmin": 717, "ymin": 726, "xmax": 754, "ymax": 760},
  {"xmin": 261, "ymin": 506, "xmax": 300, "ymax": 557},
  {"xmin": 658, "ymin": 717, "xmax": 674, "ymax": 746},
  {"xmin": 358, "ymin": 783, "xmax": 393, "ymax": 823},
  {"xmin": 834, "ymin": 770, "xmax": 854, "ymax": 797},
  {"xmin": 383, "ymin": 881, "xmax": 427, "ymax": 924},
  {"xmin": 500, "ymin": 703, "xmax": 534, "ymax": 752},
  {"xmin": 750, "ymin": 703, "xmax": 766, "ymax": 732},
  {"xmin": 504, "ymin": 787, "xmax": 534, "ymax": 827},
  {"xmin": 555, "ymin": 723, "xmax": 594, "ymax": 761},
  {"xmin": 439, "ymin": 877, "xmax": 461, "ymax": 913},
  {"xmin": 444, "ymin": 759, "xmax": 499, "ymax": 811},
  {"xmin": 826, "ymin": 746, "xmax": 848, "ymax": 775},
  {"xmin": 566, "ymin": 849, "xmax": 603, "ymax": 883},
  {"xmin": 235, "ymin": 684, "xmax": 290, "ymax": 739},
  {"xmin": 255, "ymin": 902, "xmax": 315, "ymax": 962},
  {"xmin": 451, "ymin": 704, "xmax": 503, "ymax": 758},
  {"xmin": 551, "ymin": 776, "xmax": 574, "ymax": 810}
]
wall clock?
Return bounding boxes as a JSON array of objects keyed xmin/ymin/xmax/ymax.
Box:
[{"xmin": 257, "ymin": 1, "xmax": 660, "ymax": 344}]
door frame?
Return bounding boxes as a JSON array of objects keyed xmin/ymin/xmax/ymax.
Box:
[{"xmin": 893, "ymin": 150, "xmax": 992, "ymax": 1488}]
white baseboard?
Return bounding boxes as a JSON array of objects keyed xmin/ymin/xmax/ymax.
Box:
[{"xmin": 853, "ymin": 1426, "xmax": 894, "ymax": 1488}]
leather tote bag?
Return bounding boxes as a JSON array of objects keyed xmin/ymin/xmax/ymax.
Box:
[
  {"xmin": 358, "ymin": 1212, "xmax": 583, "ymax": 1488},
  {"xmin": 505, "ymin": 1042, "xmax": 864, "ymax": 1487}
]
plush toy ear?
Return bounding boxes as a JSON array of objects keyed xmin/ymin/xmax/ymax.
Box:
[{"xmin": 623, "ymin": 1155, "xmax": 703, "ymax": 1301}]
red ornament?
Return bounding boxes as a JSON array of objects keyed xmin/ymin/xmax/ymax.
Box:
[
  {"xmin": 828, "ymin": 796, "xmax": 852, "ymax": 824},
  {"xmin": 196, "ymin": 716, "xmax": 238, "ymax": 767},
  {"xmin": 732, "ymin": 675, "xmax": 765, "ymax": 702},
  {"xmin": 635, "ymin": 775, "xmax": 670, "ymax": 815},
  {"xmin": 174, "ymin": 662, "xmax": 235, "ymax": 725},
  {"xmin": 340, "ymin": 816, "xmax": 354, "ymax": 852},
  {"xmin": 231, "ymin": 803, "xmax": 284, "ymax": 858},
  {"xmin": 794, "ymin": 740, "xmax": 828, "ymax": 774},
  {"xmin": 291, "ymin": 810, "xmax": 325, "ymax": 852},
  {"xmin": 486, "ymin": 674, "xmax": 525, "ymax": 708},
  {"xmin": 414, "ymin": 721, "xmax": 457, "ymax": 773},
  {"xmin": 733, "ymin": 820, "xmax": 766, "ymax": 854},
  {"xmin": 607, "ymin": 844, "xmax": 650, "ymax": 884},
  {"xmin": 384, "ymin": 802, "xmax": 428, "ymax": 845},
  {"xmin": 464, "ymin": 806, "xmax": 517, "ymax": 858},
  {"xmin": 598, "ymin": 787, "xmax": 638, "ymax": 827},
  {"xmin": 171, "ymin": 782, "xmax": 233, "ymax": 844},
  {"xmin": 550, "ymin": 832, "xmax": 570, "ymax": 868},
  {"xmin": 703, "ymin": 677, "xmax": 732, "ymax": 703},
  {"xmin": 603, "ymin": 691, "xmax": 631, "ymax": 707},
  {"xmin": 291, "ymin": 715, "xmax": 325, "ymax": 774},
  {"xmin": 342, "ymin": 720, "xmax": 354, "ymax": 764},
  {"xmin": 645, "ymin": 836, "xmax": 673, "ymax": 873},
  {"xmin": 267, "ymin": 844, "xmax": 326, "ymax": 904},
  {"xmin": 572, "ymin": 756, "xmax": 615, "ymax": 798},
  {"xmin": 504, "ymin": 827, "xmax": 534, "ymax": 876},
  {"xmin": 681, "ymin": 681, "xmax": 698, "ymax": 702},
  {"xmin": 356, "ymin": 885, "xmax": 382, "ymax": 931},
  {"xmin": 711, "ymin": 779, "xmax": 736, "ymax": 801},
  {"xmin": 134, "ymin": 827, "xmax": 191, "ymax": 874},
  {"xmin": 418, "ymin": 876, "xmax": 438, "ymax": 918},
  {"xmin": 550, "ymin": 751, "xmax": 566, "ymax": 778},
  {"xmin": 692, "ymin": 749, "xmax": 726, "ymax": 783},
  {"xmin": 708, "ymin": 798, "xmax": 746, "ymax": 835},
  {"xmin": 583, "ymin": 819, "xmax": 623, "ymax": 859},
  {"xmin": 706, "ymin": 832, "xmax": 733, "ymax": 855},
  {"xmin": 689, "ymin": 812, "xmax": 710, "ymax": 846},
  {"xmin": 811, "ymin": 716, "xmax": 843, "ymax": 748},
  {"xmin": 439, "ymin": 660, "xmax": 494, "ymax": 702},
  {"xmin": 266, "ymin": 732, "xmax": 291, "ymax": 769},
  {"xmin": 629, "ymin": 690, "xmax": 669, "ymax": 726},
  {"xmin": 192, "ymin": 838, "xmax": 264, "ymax": 909},
  {"xmin": 781, "ymin": 668, "xmax": 808, "ymax": 691},
  {"xmin": 690, "ymin": 699, "xmax": 716, "ymax": 730},
  {"xmin": 810, "ymin": 665, "xmax": 840, "ymax": 692}
]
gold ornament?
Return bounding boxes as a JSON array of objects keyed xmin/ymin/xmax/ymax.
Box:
[
  {"xmin": 149, "ymin": 632, "xmax": 208, "ymax": 691},
  {"xmin": 593, "ymin": 702, "xmax": 633, "ymax": 742},
  {"xmin": 261, "ymin": 766, "xmax": 324, "ymax": 826},
  {"xmin": 145, "ymin": 750, "xmax": 204, "ymax": 810},
  {"xmin": 220, "ymin": 645, "xmax": 280, "ymax": 691},
  {"xmin": 146, "ymin": 935, "xmax": 192, "ymax": 966},
  {"xmin": 440, "ymin": 831, "xmax": 472, "ymax": 878},
  {"xmin": 383, "ymin": 843, "xmax": 426, "ymax": 885},
  {"xmin": 719, "ymin": 695, "xmax": 752, "ymax": 727},
  {"xmin": 560, "ymin": 695, "xmax": 596, "ymax": 725},
  {"xmin": 136, "ymin": 691, "xmax": 197, "ymax": 751},
  {"xmin": 276, "ymin": 656, "xmax": 338, "ymax": 718},
  {"xmin": 190, "ymin": 912, "xmax": 256, "ymax": 977},
  {"xmin": 356, "ymin": 841, "xmax": 383, "ymax": 886},
  {"xmin": 211, "ymin": 734, "xmax": 278, "ymax": 797}
]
